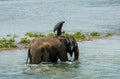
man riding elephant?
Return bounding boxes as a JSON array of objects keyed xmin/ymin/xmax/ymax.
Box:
[
  {"xmin": 53, "ymin": 21, "xmax": 79, "ymax": 61},
  {"xmin": 26, "ymin": 21, "xmax": 79, "ymax": 64}
]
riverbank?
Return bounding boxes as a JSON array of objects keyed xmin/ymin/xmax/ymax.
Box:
[{"xmin": 0, "ymin": 31, "xmax": 118, "ymax": 51}]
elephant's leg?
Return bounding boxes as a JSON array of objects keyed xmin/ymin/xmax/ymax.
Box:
[
  {"xmin": 32, "ymin": 55, "xmax": 42, "ymax": 64},
  {"xmin": 29, "ymin": 52, "xmax": 32, "ymax": 64},
  {"xmin": 26, "ymin": 48, "xmax": 32, "ymax": 64},
  {"xmin": 58, "ymin": 50, "xmax": 68, "ymax": 62},
  {"xmin": 51, "ymin": 54, "xmax": 58, "ymax": 63},
  {"xmin": 49, "ymin": 51, "xmax": 58, "ymax": 63},
  {"xmin": 42, "ymin": 50, "xmax": 49, "ymax": 62}
]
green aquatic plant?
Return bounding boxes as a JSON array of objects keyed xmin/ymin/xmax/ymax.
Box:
[
  {"xmin": 90, "ymin": 32, "xmax": 100, "ymax": 36},
  {"xmin": 13, "ymin": 34, "xmax": 18, "ymax": 38},
  {"xmin": 25, "ymin": 32, "xmax": 33, "ymax": 37},
  {"xmin": 6, "ymin": 34, "xmax": 18, "ymax": 38},
  {"xmin": 72, "ymin": 32, "xmax": 85, "ymax": 39},
  {"xmin": 25, "ymin": 32, "xmax": 45, "ymax": 37},
  {"xmin": 34, "ymin": 33, "xmax": 45, "ymax": 37},
  {"xmin": 8, "ymin": 38, "xmax": 15, "ymax": 42},
  {"xmin": 20, "ymin": 37, "xmax": 31, "ymax": 44},
  {"xmin": 0, "ymin": 38, "xmax": 16, "ymax": 48},
  {"xmin": 72, "ymin": 32, "xmax": 81, "ymax": 38},
  {"xmin": 105, "ymin": 32, "xmax": 112, "ymax": 37},
  {"xmin": 61, "ymin": 32, "xmax": 72, "ymax": 36},
  {"xmin": 6, "ymin": 34, "xmax": 11, "ymax": 37},
  {"xmin": 79, "ymin": 34, "xmax": 86, "ymax": 39},
  {"xmin": 47, "ymin": 32, "xmax": 56, "ymax": 36}
]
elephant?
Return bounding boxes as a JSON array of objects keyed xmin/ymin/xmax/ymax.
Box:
[
  {"xmin": 26, "ymin": 36, "xmax": 68, "ymax": 64},
  {"xmin": 57, "ymin": 36, "xmax": 79, "ymax": 61},
  {"xmin": 53, "ymin": 21, "xmax": 79, "ymax": 61}
]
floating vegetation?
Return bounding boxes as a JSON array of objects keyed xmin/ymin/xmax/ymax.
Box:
[
  {"xmin": 72, "ymin": 32, "xmax": 81, "ymax": 38},
  {"xmin": 6, "ymin": 34, "xmax": 18, "ymax": 38},
  {"xmin": 72, "ymin": 32, "xmax": 86, "ymax": 40},
  {"xmin": 6, "ymin": 34, "xmax": 11, "ymax": 37},
  {"xmin": 0, "ymin": 31, "xmax": 114, "ymax": 50},
  {"xmin": 47, "ymin": 32, "xmax": 56, "ymax": 36},
  {"xmin": 0, "ymin": 34, "xmax": 18, "ymax": 49},
  {"xmin": 13, "ymin": 34, "xmax": 18, "ymax": 38},
  {"xmin": 90, "ymin": 32, "xmax": 100, "ymax": 36},
  {"xmin": 62, "ymin": 32, "xmax": 72, "ymax": 37},
  {"xmin": 0, "ymin": 38, "xmax": 16, "ymax": 48},
  {"xmin": 20, "ymin": 37, "xmax": 31, "ymax": 44},
  {"xmin": 105, "ymin": 32, "xmax": 112, "ymax": 37},
  {"xmin": 25, "ymin": 32, "xmax": 45, "ymax": 37}
]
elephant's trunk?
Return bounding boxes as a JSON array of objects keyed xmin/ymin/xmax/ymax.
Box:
[{"xmin": 74, "ymin": 46, "xmax": 79, "ymax": 61}]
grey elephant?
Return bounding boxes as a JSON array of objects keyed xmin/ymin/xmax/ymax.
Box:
[{"xmin": 26, "ymin": 36, "xmax": 68, "ymax": 64}]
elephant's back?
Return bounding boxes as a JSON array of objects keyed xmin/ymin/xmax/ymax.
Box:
[{"xmin": 30, "ymin": 36, "xmax": 63, "ymax": 48}]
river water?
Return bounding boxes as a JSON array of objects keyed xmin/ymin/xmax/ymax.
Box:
[
  {"xmin": 0, "ymin": 36, "xmax": 120, "ymax": 79},
  {"xmin": 0, "ymin": 0, "xmax": 120, "ymax": 35},
  {"xmin": 0, "ymin": 0, "xmax": 120, "ymax": 79}
]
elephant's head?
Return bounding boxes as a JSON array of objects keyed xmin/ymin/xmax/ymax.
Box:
[
  {"xmin": 58, "ymin": 36, "xmax": 79, "ymax": 60},
  {"xmin": 58, "ymin": 36, "xmax": 79, "ymax": 61},
  {"xmin": 66, "ymin": 36, "xmax": 77, "ymax": 51},
  {"xmin": 66, "ymin": 36, "xmax": 78, "ymax": 57}
]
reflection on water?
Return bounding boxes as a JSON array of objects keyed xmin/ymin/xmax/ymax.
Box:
[{"xmin": 0, "ymin": 36, "xmax": 120, "ymax": 79}]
